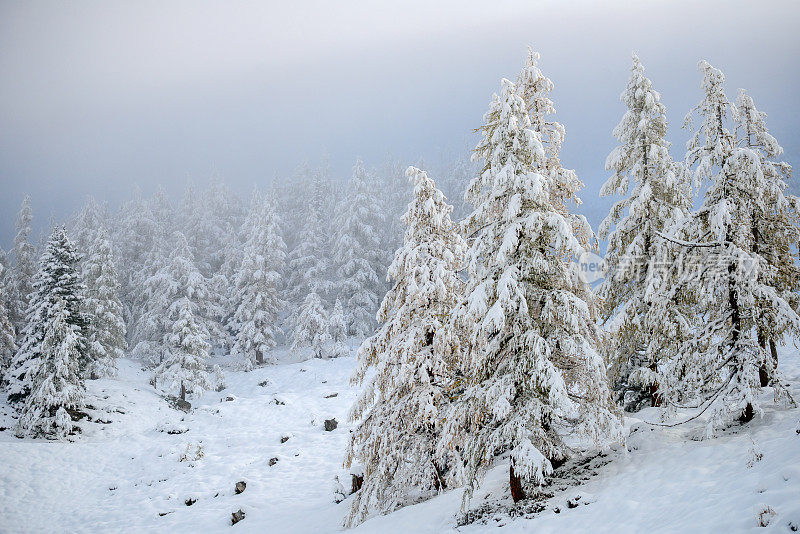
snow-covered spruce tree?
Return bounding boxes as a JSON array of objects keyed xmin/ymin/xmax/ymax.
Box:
[
  {"xmin": 441, "ymin": 78, "xmax": 620, "ymax": 504},
  {"xmin": 0, "ymin": 263, "xmax": 17, "ymax": 383},
  {"xmin": 153, "ymin": 298, "xmax": 212, "ymax": 401},
  {"xmin": 82, "ymin": 226, "xmax": 127, "ymax": 378},
  {"xmin": 114, "ymin": 190, "xmax": 163, "ymax": 346},
  {"xmin": 661, "ymin": 61, "xmax": 800, "ymax": 433},
  {"xmin": 516, "ymin": 48, "xmax": 584, "ymax": 224},
  {"xmin": 9, "ymin": 195, "xmax": 36, "ymax": 329},
  {"xmin": 276, "ymin": 163, "xmax": 315, "ymax": 253},
  {"xmin": 515, "ymin": 47, "xmax": 600, "ymax": 335},
  {"xmin": 734, "ymin": 88, "xmax": 800, "ymax": 379},
  {"xmin": 231, "ymin": 195, "xmax": 286, "ymax": 368},
  {"xmin": 69, "ymin": 196, "xmax": 107, "ymax": 259},
  {"xmin": 179, "ymin": 176, "xmax": 241, "ymax": 276},
  {"xmin": 134, "ymin": 232, "xmax": 219, "ymax": 365},
  {"xmin": 7, "ymin": 226, "xmax": 88, "ymax": 402},
  {"xmin": 0, "ymin": 247, "xmax": 10, "ymax": 315},
  {"xmin": 16, "ymin": 297, "xmax": 85, "ymax": 439},
  {"xmin": 598, "ymin": 53, "xmax": 693, "ymax": 410},
  {"xmin": 345, "ymin": 166, "xmax": 466, "ymax": 526},
  {"xmin": 291, "ymin": 291, "xmax": 330, "ymax": 359},
  {"xmin": 437, "ymin": 155, "xmax": 475, "ymax": 222},
  {"xmin": 333, "ymin": 159, "xmax": 385, "ymax": 336},
  {"xmin": 286, "ymin": 171, "xmax": 335, "ymax": 309},
  {"xmin": 178, "ymin": 177, "xmax": 239, "ymax": 352},
  {"xmin": 375, "ymin": 156, "xmax": 410, "ymax": 261},
  {"xmin": 327, "ymin": 299, "xmax": 349, "ymax": 359}
]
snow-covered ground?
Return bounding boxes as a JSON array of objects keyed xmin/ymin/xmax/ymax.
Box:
[{"xmin": 1, "ymin": 346, "xmax": 799, "ymax": 533}]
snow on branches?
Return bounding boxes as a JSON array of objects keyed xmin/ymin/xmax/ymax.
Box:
[{"xmin": 345, "ymin": 166, "xmax": 466, "ymax": 526}]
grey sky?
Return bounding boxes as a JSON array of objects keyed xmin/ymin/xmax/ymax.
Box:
[{"xmin": 1, "ymin": 0, "xmax": 798, "ymax": 248}]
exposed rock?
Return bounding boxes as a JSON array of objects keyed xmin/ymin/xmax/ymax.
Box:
[
  {"xmin": 324, "ymin": 418, "xmax": 338, "ymax": 432},
  {"xmin": 757, "ymin": 505, "xmax": 776, "ymax": 527},
  {"xmin": 280, "ymin": 435, "xmax": 290, "ymax": 443},
  {"xmin": 167, "ymin": 396, "xmax": 191, "ymax": 413},
  {"xmin": 269, "ymin": 457, "xmax": 279, "ymax": 466},
  {"xmin": 235, "ymin": 481, "xmax": 246, "ymax": 495},
  {"xmin": 185, "ymin": 498, "xmax": 197, "ymax": 506},
  {"xmin": 231, "ymin": 509, "xmax": 245, "ymax": 525},
  {"xmin": 324, "ymin": 393, "xmax": 338, "ymax": 398}
]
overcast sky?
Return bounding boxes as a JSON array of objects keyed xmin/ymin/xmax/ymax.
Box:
[{"xmin": 1, "ymin": 0, "xmax": 798, "ymax": 249}]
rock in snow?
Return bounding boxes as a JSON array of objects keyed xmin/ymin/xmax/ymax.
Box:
[{"xmin": 231, "ymin": 509, "xmax": 245, "ymax": 525}]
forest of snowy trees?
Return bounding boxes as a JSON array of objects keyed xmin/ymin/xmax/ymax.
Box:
[{"xmin": 0, "ymin": 48, "xmax": 798, "ymax": 528}]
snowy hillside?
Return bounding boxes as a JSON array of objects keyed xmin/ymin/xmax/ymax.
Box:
[{"xmin": 1, "ymin": 344, "xmax": 798, "ymax": 533}]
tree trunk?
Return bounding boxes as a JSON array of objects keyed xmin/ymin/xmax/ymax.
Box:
[
  {"xmin": 351, "ymin": 474, "xmax": 363, "ymax": 494},
  {"xmin": 758, "ymin": 332, "xmax": 770, "ymax": 387},
  {"xmin": 509, "ymin": 463, "xmax": 525, "ymax": 503},
  {"xmin": 770, "ymin": 339, "xmax": 778, "ymax": 373},
  {"xmin": 740, "ymin": 402, "xmax": 755, "ymax": 423},
  {"xmin": 649, "ymin": 360, "xmax": 662, "ymax": 407},
  {"xmin": 256, "ymin": 351, "xmax": 263, "ymax": 365},
  {"xmin": 728, "ymin": 244, "xmax": 753, "ymax": 425},
  {"xmin": 432, "ymin": 461, "xmax": 446, "ymax": 491},
  {"xmin": 180, "ymin": 382, "xmax": 186, "ymax": 402}
]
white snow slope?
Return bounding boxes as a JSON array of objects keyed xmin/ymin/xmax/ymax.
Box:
[{"xmin": 1, "ymin": 345, "xmax": 799, "ymax": 534}]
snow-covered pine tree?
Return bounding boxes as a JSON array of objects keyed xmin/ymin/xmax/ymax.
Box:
[
  {"xmin": 16, "ymin": 297, "xmax": 85, "ymax": 439},
  {"xmin": 734, "ymin": 88, "xmax": 800, "ymax": 380},
  {"xmin": 375, "ymin": 156, "xmax": 409, "ymax": 261},
  {"xmin": 0, "ymin": 247, "xmax": 10, "ymax": 315},
  {"xmin": 291, "ymin": 291, "xmax": 330, "ymax": 359},
  {"xmin": 437, "ymin": 154, "xmax": 474, "ymax": 222},
  {"xmin": 7, "ymin": 226, "xmax": 88, "ymax": 401},
  {"xmin": 9, "ymin": 196, "xmax": 36, "ymax": 329},
  {"xmin": 179, "ymin": 178, "xmax": 221, "ymax": 275},
  {"xmin": 83, "ymin": 226, "xmax": 127, "ymax": 378},
  {"xmin": 345, "ymin": 166, "xmax": 466, "ymax": 526},
  {"xmin": 134, "ymin": 231, "xmax": 218, "ymax": 365},
  {"xmin": 219, "ymin": 185, "xmax": 263, "ymax": 325},
  {"xmin": 441, "ymin": 78, "xmax": 620, "ymax": 504},
  {"xmin": 333, "ymin": 159, "xmax": 385, "ymax": 336},
  {"xmin": 276, "ymin": 162, "xmax": 316, "ymax": 253},
  {"xmin": 69, "ymin": 196, "xmax": 107, "ymax": 258},
  {"xmin": 598, "ymin": 53, "xmax": 693, "ymax": 410},
  {"xmin": 153, "ymin": 298, "xmax": 212, "ymax": 401},
  {"xmin": 114, "ymin": 190, "xmax": 162, "ymax": 345},
  {"xmin": 231, "ymin": 195, "xmax": 286, "ymax": 368},
  {"xmin": 286, "ymin": 170, "xmax": 335, "ymax": 308},
  {"xmin": 0, "ymin": 263, "xmax": 17, "ymax": 383},
  {"xmin": 327, "ymin": 299, "xmax": 349, "ymax": 359},
  {"xmin": 661, "ymin": 61, "xmax": 800, "ymax": 433},
  {"xmin": 516, "ymin": 48, "xmax": 584, "ymax": 223},
  {"xmin": 178, "ymin": 177, "xmax": 238, "ymax": 352}
]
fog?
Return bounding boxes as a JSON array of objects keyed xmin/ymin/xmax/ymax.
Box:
[{"xmin": 1, "ymin": 0, "xmax": 798, "ymax": 247}]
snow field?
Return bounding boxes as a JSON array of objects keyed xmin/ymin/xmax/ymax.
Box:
[{"xmin": 1, "ymin": 346, "xmax": 799, "ymax": 533}]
